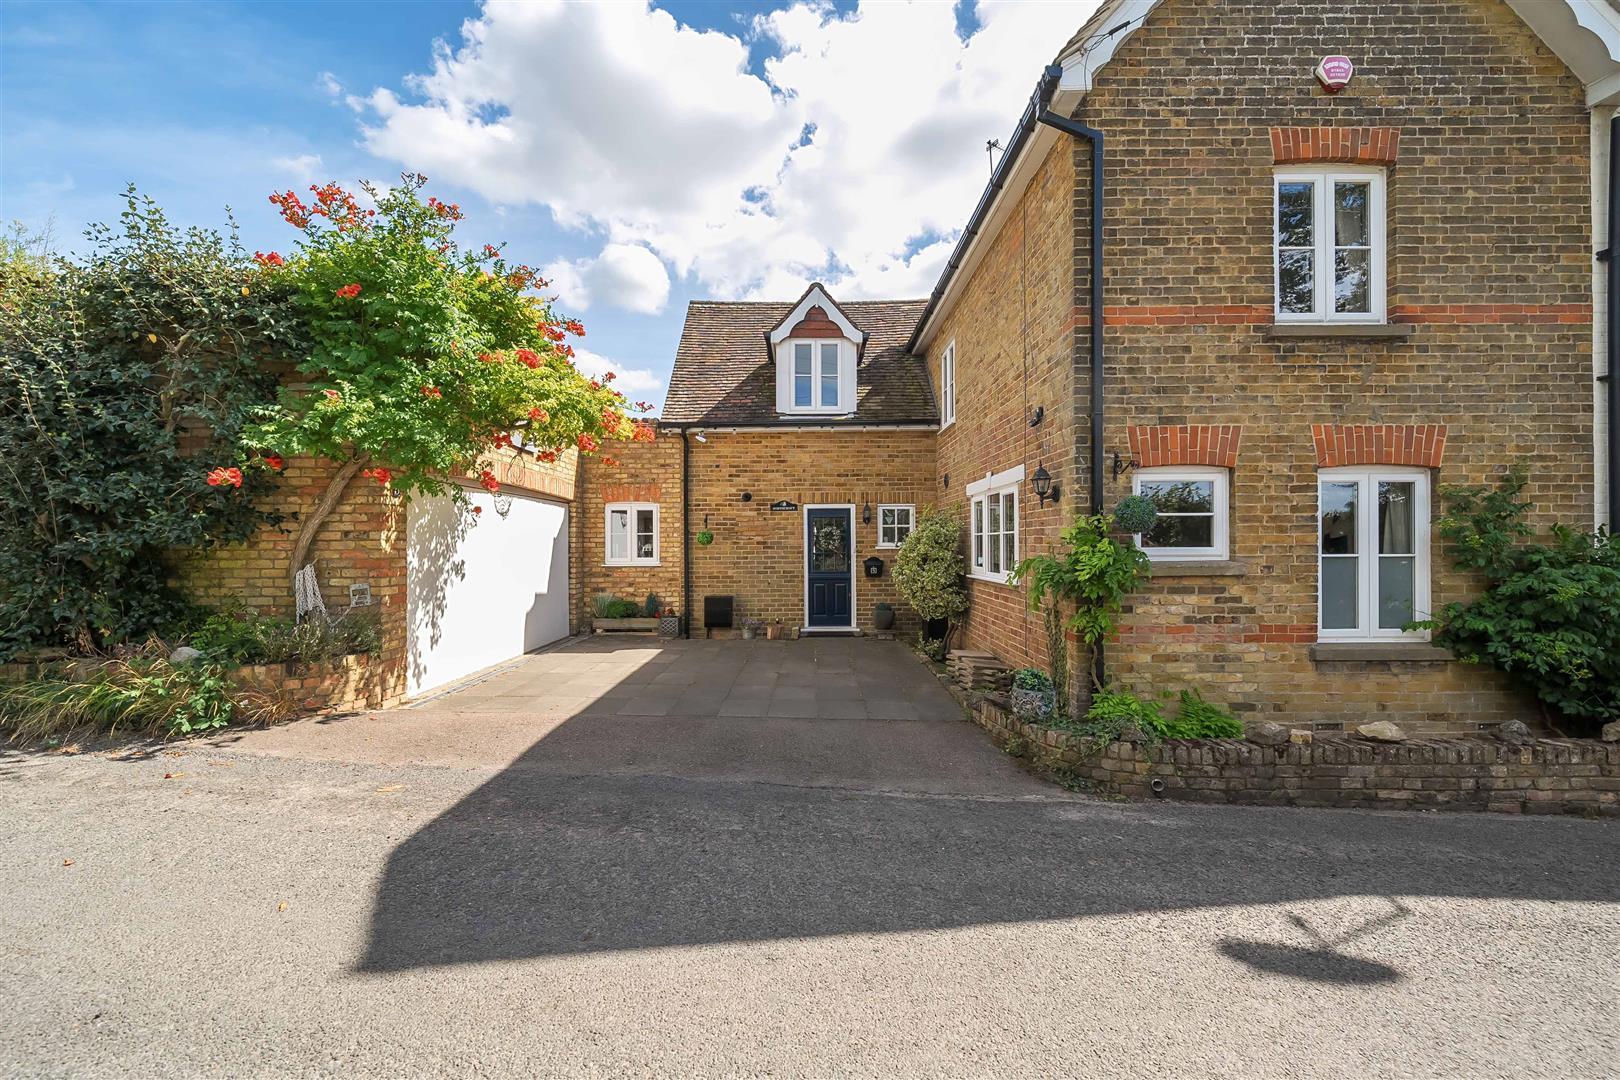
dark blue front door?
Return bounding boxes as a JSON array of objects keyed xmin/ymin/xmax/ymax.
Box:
[{"xmin": 806, "ymin": 508, "xmax": 853, "ymax": 627}]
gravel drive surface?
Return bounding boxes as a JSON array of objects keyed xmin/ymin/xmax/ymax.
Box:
[{"xmin": 2, "ymin": 639, "xmax": 1616, "ymax": 1078}]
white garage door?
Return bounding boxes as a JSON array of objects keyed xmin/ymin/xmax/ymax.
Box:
[{"xmin": 405, "ymin": 486, "xmax": 570, "ymax": 696}]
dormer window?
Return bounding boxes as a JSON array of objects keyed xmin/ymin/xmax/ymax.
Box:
[
  {"xmin": 769, "ymin": 284, "xmax": 865, "ymax": 417},
  {"xmin": 791, "ymin": 340, "xmax": 844, "ymax": 410}
]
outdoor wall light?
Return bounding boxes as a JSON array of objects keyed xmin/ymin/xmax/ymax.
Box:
[
  {"xmin": 693, "ymin": 430, "xmax": 707, "ymax": 443},
  {"xmin": 1032, "ymin": 463, "xmax": 1060, "ymax": 508},
  {"xmin": 741, "ymin": 492, "xmax": 752, "ymax": 502},
  {"xmin": 862, "ymin": 501, "xmax": 872, "ymax": 524},
  {"xmin": 1030, "ymin": 405, "xmax": 1044, "ymax": 427}
]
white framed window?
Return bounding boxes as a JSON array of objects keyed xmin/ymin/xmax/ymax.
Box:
[
  {"xmin": 1317, "ymin": 469, "xmax": 1429, "ymax": 641},
  {"xmin": 1132, "ymin": 467, "xmax": 1228, "ymax": 561},
  {"xmin": 967, "ymin": 465, "xmax": 1022, "ymax": 584},
  {"xmin": 877, "ymin": 504, "xmax": 915, "ymax": 548},
  {"xmin": 605, "ymin": 502, "xmax": 659, "ymax": 566},
  {"xmin": 1274, "ymin": 168, "xmax": 1385, "ymax": 323},
  {"xmin": 939, "ymin": 340, "xmax": 955, "ymax": 428},
  {"xmin": 779, "ymin": 338, "xmax": 852, "ymax": 414}
]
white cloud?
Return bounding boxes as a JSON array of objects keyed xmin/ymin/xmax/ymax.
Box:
[
  {"xmin": 357, "ymin": 0, "xmax": 1095, "ymax": 300},
  {"xmin": 543, "ymin": 242, "xmax": 670, "ymax": 315},
  {"xmin": 317, "ymin": 71, "xmax": 344, "ymax": 97},
  {"xmin": 572, "ymin": 346, "xmax": 663, "ymax": 395},
  {"xmin": 271, "ymin": 153, "xmax": 325, "ymax": 183}
]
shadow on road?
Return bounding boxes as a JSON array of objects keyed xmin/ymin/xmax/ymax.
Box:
[
  {"xmin": 354, "ymin": 642, "xmax": 1620, "ymax": 976},
  {"xmin": 1216, "ymin": 940, "xmax": 1403, "ymax": 984}
]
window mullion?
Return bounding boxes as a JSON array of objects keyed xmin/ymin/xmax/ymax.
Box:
[
  {"xmin": 1361, "ymin": 476, "xmax": 1378, "ymax": 636},
  {"xmin": 1316, "ymin": 178, "xmax": 1332, "ymax": 320}
]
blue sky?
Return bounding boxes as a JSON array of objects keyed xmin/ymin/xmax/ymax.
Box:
[{"xmin": 1, "ymin": 0, "xmax": 1092, "ymax": 408}]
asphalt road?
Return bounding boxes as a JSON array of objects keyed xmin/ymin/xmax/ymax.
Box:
[{"xmin": 3, "ymin": 660, "xmax": 1618, "ymax": 1077}]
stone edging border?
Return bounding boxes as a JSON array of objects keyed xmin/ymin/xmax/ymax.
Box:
[{"xmin": 967, "ymin": 690, "xmax": 1618, "ymax": 817}]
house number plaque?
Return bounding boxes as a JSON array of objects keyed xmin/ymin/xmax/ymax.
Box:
[{"xmin": 769, "ymin": 500, "xmax": 798, "ymax": 511}]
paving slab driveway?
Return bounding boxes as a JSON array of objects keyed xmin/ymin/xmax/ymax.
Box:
[
  {"xmin": 225, "ymin": 636, "xmax": 1055, "ymax": 797},
  {"xmin": 3, "ymin": 637, "xmax": 1618, "ymax": 1078}
]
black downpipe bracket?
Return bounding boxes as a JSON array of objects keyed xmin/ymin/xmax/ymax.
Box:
[
  {"xmin": 1607, "ymin": 116, "xmax": 1619, "ymax": 532},
  {"xmin": 1036, "ymin": 108, "xmax": 1106, "ymax": 690},
  {"xmin": 681, "ymin": 430, "xmax": 692, "ymax": 638}
]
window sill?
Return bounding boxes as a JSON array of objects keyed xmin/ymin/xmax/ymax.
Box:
[
  {"xmin": 968, "ymin": 572, "xmax": 1016, "ymax": 587},
  {"xmin": 1308, "ymin": 642, "xmax": 1451, "ymax": 663},
  {"xmin": 1264, "ymin": 323, "xmax": 1414, "ymax": 341},
  {"xmin": 604, "ymin": 561, "xmax": 662, "ymax": 569},
  {"xmin": 1145, "ymin": 560, "xmax": 1247, "ymax": 577}
]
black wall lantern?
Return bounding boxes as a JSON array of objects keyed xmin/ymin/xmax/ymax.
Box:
[
  {"xmin": 1032, "ymin": 463, "xmax": 1060, "ymax": 508},
  {"xmin": 861, "ymin": 501, "xmax": 872, "ymax": 525}
]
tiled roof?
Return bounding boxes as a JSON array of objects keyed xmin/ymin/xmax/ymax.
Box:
[{"xmin": 662, "ymin": 297, "xmax": 935, "ymax": 425}]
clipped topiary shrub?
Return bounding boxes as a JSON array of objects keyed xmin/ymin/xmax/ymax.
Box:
[{"xmin": 1112, "ymin": 494, "xmax": 1159, "ymax": 536}]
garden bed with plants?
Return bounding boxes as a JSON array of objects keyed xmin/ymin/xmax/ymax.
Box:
[
  {"xmin": 591, "ymin": 593, "xmax": 678, "ymax": 635},
  {"xmin": 973, "ymin": 691, "xmax": 1619, "ymax": 816},
  {"xmin": 0, "ymin": 608, "xmax": 383, "ymax": 744}
]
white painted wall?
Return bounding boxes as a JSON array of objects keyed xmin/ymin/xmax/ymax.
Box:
[{"xmin": 405, "ymin": 487, "xmax": 570, "ymax": 697}]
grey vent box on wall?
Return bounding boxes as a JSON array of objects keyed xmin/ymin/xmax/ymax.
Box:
[{"xmin": 704, "ymin": 595, "xmax": 734, "ymax": 629}]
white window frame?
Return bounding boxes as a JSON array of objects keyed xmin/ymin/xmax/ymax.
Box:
[
  {"xmin": 939, "ymin": 339, "xmax": 955, "ymax": 429},
  {"xmin": 1316, "ymin": 468, "xmax": 1430, "ymax": 642},
  {"xmin": 967, "ymin": 465, "xmax": 1022, "ymax": 584},
  {"xmin": 1274, "ymin": 167, "xmax": 1386, "ymax": 324},
  {"xmin": 876, "ymin": 504, "xmax": 915, "ymax": 549},
  {"xmin": 1132, "ymin": 466, "xmax": 1229, "ymax": 562},
  {"xmin": 776, "ymin": 338, "xmax": 854, "ymax": 415},
  {"xmin": 604, "ymin": 501, "xmax": 660, "ymax": 567}
]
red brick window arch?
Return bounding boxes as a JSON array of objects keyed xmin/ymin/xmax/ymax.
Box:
[
  {"xmin": 1270, "ymin": 127, "xmax": 1400, "ymax": 166},
  {"xmin": 1311, "ymin": 424, "xmax": 1447, "ymax": 468},
  {"xmin": 1126, "ymin": 425, "xmax": 1242, "ymax": 469}
]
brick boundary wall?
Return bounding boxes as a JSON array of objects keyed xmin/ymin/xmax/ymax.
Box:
[
  {"xmin": 972, "ymin": 694, "xmax": 1619, "ymax": 817},
  {"xmin": 230, "ymin": 653, "xmax": 402, "ymax": 714}
]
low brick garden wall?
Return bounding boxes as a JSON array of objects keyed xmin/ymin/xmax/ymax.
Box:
[
  {"xmin": 973, "ymin": 694, "xmax": 1620, "ymax": 817},
  {"xmin": 1, "ymin": 652, "xmax": 400, "ymax": 718},
  {"xmin": 230, "ymin": 653, "xmax": 402, "ymax": 714}
]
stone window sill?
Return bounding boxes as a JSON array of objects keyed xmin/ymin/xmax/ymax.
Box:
[
  {"xmin": 1264, "ymin": 323, "xmax": 1415, "ymax": 341},
  {"xmin": 1308, "ymin": 642, "xmax": 1453, "ymax": 663},
  {"xmin": 1146, "ymin": 560, "xmax": 1248, "ymax": 578}
]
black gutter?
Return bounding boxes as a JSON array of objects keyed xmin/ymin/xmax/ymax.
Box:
[
  {"xmin": 1608, "ymin": 116, "xmax": 1619, "ymax": 532},
  {"xmin": 1036, "ymin": 111, "xmax": 1107, "ymax": 692},
  {"xmin": 903, "ymin": 64, "xmax": 1063, "ymax": 357},
  {"xmin": 681, "ymin": 429, "xmax": 692, "ymax": 639}
]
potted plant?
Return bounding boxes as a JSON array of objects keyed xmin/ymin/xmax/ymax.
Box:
[
  {"xmin": 873, "ymin": 602, "xmax": 896, "ymax": 631},
  {"xmin": 591, "ymin": 593, "xmax": 660, "ymax": 634},
  {"xmin": 892, "ymin": 507, "xmax": 969, "ymax": 652},
  {"xmin": 740, "ymin": 617, "xmax": 765, "ymax": 640}
]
